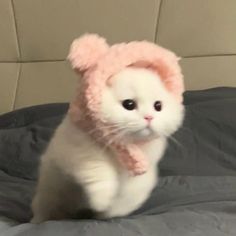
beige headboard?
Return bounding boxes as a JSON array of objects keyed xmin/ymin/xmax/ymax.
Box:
[{"xmin": 1, "ymin": 0, "xmax": 236, "ymax": 114}]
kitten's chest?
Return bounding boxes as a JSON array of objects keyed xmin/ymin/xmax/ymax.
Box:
[
  {"xmin": 120, "ymin": 168, "xmax": 157, "ymax": 195},
  {"xmin": 111, "ymin": 138, "xmax": 165, "ymax": 197},
  {"xmin": 105, "ymin": 140, "xmax": 166, "ymax": 216},
  {"xmin": 139, "ymin": 138, "xmax": 167, "ymax": 164},
  {"xmin": 105, "ymin": 167, "xmax": 157, "ymax": 218}
]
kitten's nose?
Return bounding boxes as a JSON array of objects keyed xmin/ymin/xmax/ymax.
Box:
[{"xmin": 144, "ymin": 115, "xmax": 153, "ymax": 123}]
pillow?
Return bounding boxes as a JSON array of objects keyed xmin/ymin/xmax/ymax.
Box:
[{"xmin": 160, "ymin": 87, "xmax": 236, "ymax": 176}]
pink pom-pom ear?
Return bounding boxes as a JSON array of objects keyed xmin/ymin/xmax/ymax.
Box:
[{"xmin": 67, "ymin": 34, "xmax": 109, "ymax": 72}]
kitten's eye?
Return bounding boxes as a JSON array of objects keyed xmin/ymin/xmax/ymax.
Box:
[
  {"xmin": 122, "ymin": 99, "xmax": 137, "ymax": 110},
  {"xmin": 154, "ymin": 101, "xmax": 162, "ymax": 111}
]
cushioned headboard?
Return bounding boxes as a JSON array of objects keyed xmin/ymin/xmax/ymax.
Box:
[{"xmin": 0, "ymin": 0, "xmax": 236, "ymax": 114}]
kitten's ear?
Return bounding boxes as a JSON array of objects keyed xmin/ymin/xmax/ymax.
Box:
[
  {"xmin": 67, "ymin": 34, "xmax": 109, "ymax": 73},
  {"xmin": 154, "ymin": 53, "xmax": 184, "ymax": 103}
]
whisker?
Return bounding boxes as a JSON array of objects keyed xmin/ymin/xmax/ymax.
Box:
[
  {"xmin": 86, "ymin": 121, "xmax": 140, "ymax": 137},
  {"xmin": 168, "ymin": 135, "xmax": 184, "ymax": 149},
  {"xmin": 95, "ymin": 130, "xmax": 127, "ymax": 155},
  {"xmin": 92, "ymin": 126, "xmax": 127, "ymax": 143},
  {"xmin": 179, "ymin": 126, "xmax": 192, "ymax": 133},
  {"xmin": 86, "ymin": 124, "xmax": 121, "ymax": 136}
]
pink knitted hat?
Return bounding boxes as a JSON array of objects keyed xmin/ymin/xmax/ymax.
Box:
[{"xmin": 68, "ymin": 34, "xmax": 184, "ymax": 176}]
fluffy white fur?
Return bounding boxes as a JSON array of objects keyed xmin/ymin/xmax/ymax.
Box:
[{"xmin": 31, "ymin": 68, "xmax": 184, "ymax": 223}]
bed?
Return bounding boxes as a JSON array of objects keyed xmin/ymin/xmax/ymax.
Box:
[{"xmin": 0, "ymin": 87, "xmax": 236, "ymax": 235}]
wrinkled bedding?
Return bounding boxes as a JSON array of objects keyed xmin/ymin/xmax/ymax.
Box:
[{"xmin": 0, "ymin": 87, "xmax": 236, "ymax": 236}]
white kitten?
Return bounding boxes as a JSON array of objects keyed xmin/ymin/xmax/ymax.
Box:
[{"xmin": 31, "ymin": 67, "xmax": 184, "ymax": 223}]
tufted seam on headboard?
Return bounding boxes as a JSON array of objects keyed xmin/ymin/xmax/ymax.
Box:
[
  {"xmin": 183, "ymin": 54, "xmax": 236, "ymax": 59},
  {"xmin": 12, "ymin": 63, "xmax": 22, "ymax": 110},
  {"xmin": 154, "ymin": 0, "xmax": 163, "ymax": 42},
  {"xmin": 10, "ymin": 0, "xmax": 21, "ymax": 60},
  {"xmin": 10, "ymin": 0, "xmax": 22, "ymax": 109}
]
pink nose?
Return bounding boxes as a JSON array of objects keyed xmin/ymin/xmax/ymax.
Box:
[{"xmin": 144, "ymin": 115, "xmax": 153, "ymax": 122}]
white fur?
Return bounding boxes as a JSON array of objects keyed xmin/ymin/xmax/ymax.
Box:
[{"xmin": 31, "ymin": 68, "xmax": 184, "ymax": 223}]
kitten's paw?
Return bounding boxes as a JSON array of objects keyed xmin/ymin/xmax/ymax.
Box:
[
  {"xmin": 90, "ymin": 197, "xmax": 111, "ymax": 212},
  {"xmin": 86, "ymin": 180, "xmax": 117, "ymax": 212},
  {"xmin": 76, "ymin": 163, "xmax": 118, "ymax": 212}
]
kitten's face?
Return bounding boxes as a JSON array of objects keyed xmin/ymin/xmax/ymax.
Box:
[{"xmin": 101, "ymin": 67, "xmax": 184, "ymax": 142}]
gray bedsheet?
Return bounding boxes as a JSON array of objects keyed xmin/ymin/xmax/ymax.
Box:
[{"xmin": 0, "ymin": 87, "xmax": 235, "ymax": 235}]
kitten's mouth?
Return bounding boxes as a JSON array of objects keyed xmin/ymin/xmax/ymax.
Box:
[
  {"xmin": 131, "ymin": 127, "xmax": 155, "ymax": 139},
  {"xmin": 139, "ymin": 127, "xmax": 152, "ymax": 136}
]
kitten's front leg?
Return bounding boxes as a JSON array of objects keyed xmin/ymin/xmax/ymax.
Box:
[{"xmin": 75, "ymin": 161, "xmax": 118, "ymax": 212}]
